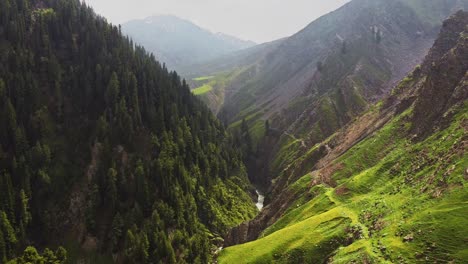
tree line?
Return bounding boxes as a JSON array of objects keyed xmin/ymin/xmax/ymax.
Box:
[{"xmin": 0, "ymin": 0, "xmax": 255, "ymax": 262}]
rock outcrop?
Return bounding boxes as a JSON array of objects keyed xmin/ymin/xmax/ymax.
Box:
[{"xmin": 412, "ymin": 11, "xmax": 468, "ymax": 138}]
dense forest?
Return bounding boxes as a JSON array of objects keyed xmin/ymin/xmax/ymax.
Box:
[{"xmin": 0, "ymin": 0, "xmax": 256, "ymax": 263}]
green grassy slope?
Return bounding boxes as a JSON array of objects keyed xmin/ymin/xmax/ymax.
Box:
[
  {"xmin": 190, "ymin": 68, "xmax": 252, "ymax": 114},
  {"xmin": 192, "ymin": 84, "xmax": 213, "ymax": 95},
  {"xmin": 219, "ymin": 14, "xmax": 468, "ymax": 261},
  {"xmin": 219, "ymin": 102, "xmax": 468, "ymax": 264}
]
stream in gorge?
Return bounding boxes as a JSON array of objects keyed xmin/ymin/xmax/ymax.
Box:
[{"xmin": 255, "ymin": 190, "xmax": 264, "ymax": 211}]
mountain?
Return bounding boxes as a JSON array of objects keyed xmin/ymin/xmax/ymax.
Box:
[
  {"xmin": 186, "ymin": 0, "xmax": 468, "ymax": 188},
  {"xmin": 219, "ymin": 10, "xmax": 468, "ymax": 263},
  {"xmin": 0, "ymin": 0, "xmax": 256, "ymax": 263},
  {"xmin": 122, "ymin": 15, "xmax": 256, "ymax": 71},
  {"xmin": 188, "ymin": 0, "xmax": 466, "ymax": 131}
]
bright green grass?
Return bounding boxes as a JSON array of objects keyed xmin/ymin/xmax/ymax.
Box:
[
  {"xmin": 192, "ymin": 84, "xmax": 213, "ymax": 95},
  {"xmin": 192, "ymin": 68, "xmax": 250, "ymax": 109},
  {"xmin": 228, "ymin": 111, "xmax": 263, "ymax": 130},
  {"xmin": 193, "ymin": 76, "xmax": 215, "ymax": 81},
  {"xmin": 219, "ymin": 210, "xmax": 352, "ymax": 264},
  {"xmin": 219, "ymin": 104, "xmax": 468, "ymax": 263}
]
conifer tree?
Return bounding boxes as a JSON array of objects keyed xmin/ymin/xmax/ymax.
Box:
[
  {"xmin": 106, "ymin": 168, "xmax": 118, "ymax": 209},
  {"xmin": 106, "ymin": 72, "xmax": 120, "ymax": 115},
  {"xmin": 0, "ymin": 228, "xmax": 6, "ymax": 263},
  {"xmin": 0, "ymin": 174, "xmax": 15, "ymax": 220},
  {"xmin": 129, "ymin": 73, "xmax": 142, "ymax": 127},
  {"xmin": 0, "ymin": 0, "xmax": 252, "ymax": 261},
  {"xmin": 110, "ymin": 213, "xmax": 124, "ymax": 252},
  {"xmin": 0, "ymin": 211, "xmax": 17, "ymax": 259}
]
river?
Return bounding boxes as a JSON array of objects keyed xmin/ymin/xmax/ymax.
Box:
[{"xmin": 255, "ymin": 190, "xmax": 265, "ymax": 211}]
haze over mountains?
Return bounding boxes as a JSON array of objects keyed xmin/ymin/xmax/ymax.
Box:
[
  {"xmin": 0, "ymin": 0, "xmax": 467, "ymax": 263},
  {"xmin": 122, "ymin": 15, "xmax": 256, "ymax": 71},
  {"xmin": 183, "ymin": 0, "xmax": 468, "ymax": 261},
  {"xmin": 188, "ymin": 0, "xmax": 467, "ymax": 126}
]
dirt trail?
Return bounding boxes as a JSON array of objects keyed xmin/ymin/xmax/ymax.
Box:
[{"xmin": 284, "ymin": 131, "xmax": 306, "ymax": 148}]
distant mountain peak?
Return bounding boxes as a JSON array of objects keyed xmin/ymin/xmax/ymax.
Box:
[{"xmin": 122, "ymin": 15, "xmax": 256, "ymax": 70}]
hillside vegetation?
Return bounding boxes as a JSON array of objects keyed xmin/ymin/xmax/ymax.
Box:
[
  {"xmin": 184, "ymin": 0, "xmax": 467, "ymax": 183},
  {"xmin": 219, "ymin": 10, "xmax": 468, "ymax": 264},
  {"xmin": 0, "ymin": 0, "xmax": 256, "ymax": 263}
]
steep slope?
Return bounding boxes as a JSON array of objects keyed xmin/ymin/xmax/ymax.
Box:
[
  {"xmin": 276, "ymin": 0, "xmax": 468, "ymax": 144},
  {"xmin": 187, "ymin": 0, "xmax": 468, "ymax": 205},
  {"xmin": 219, "ymin": 11, "xmax": 468, "ymax": 263},
  {"xmin": 0, "ymin": 0, "xmax": 256, "ymax": 263},
  {"xmin": 188, "ymin": 0, "xmax": 466, "ymax": 150},
  {"xmin": 122, "ymin": 15, "xmax": 255, "ymax": 71},
  {"xmin": 216, "ymin": 0, "xmax": 466, "ymax": 123},
  {"xmin": 181, "ymin": 39, "xmax": 283, "ymax": 114}
]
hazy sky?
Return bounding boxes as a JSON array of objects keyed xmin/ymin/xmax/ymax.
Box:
[{"xmin": 84, "ymin": 0, "xmax": 350, "ymax": 43}]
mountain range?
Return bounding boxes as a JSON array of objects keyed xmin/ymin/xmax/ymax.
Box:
[
  {"xmin": 219, "ymin": 10, "xmax": 468, "ymax": 263},
  {"xmin": 122, "ymin": 15, "xmax": 256, "ymax": 71},
  {"xmin": 185, "ymin": 0, "xmax": 468, "ymax": 184},
  {"xmin": 0, "ymin": 0, "xmax": 467, "ymax": 263},
  {"xmin": 187, "ymin": 0, "xmax": 467, "ymax": 135}
]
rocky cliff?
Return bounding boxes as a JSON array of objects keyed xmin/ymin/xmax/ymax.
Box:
[{"xmin": 222, "ymin": 11, "xmax": 468, "ymax": 254}]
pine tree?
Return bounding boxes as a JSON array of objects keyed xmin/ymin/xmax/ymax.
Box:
[
  {"xmin": 19, "ymin": 246, "xmax": 41, "ymax": 263},
  {"xmin": 0, "ymin": 228, "xmax": 6, "ymax": 263},
  {"xmin": 116, "ymin": 97, "xmax": 133, "ymax": 143},
  {"xmin": 85, "ymin": 184, "xmax": 99, "ymax": 234},
  {"xmin": 55, "ymin": 247, "xmax": 67, "ymax": 263},
  {"xmin": 106, "ymin": 72, "xmax": 120, "ymax": 115},
  {"xmin": 135, "ymin": 161, "xmax": 150, "ymax": 215},
  {"xmin": 124, "ymin": 229, "xmax": 135, "ymax": 260},
  {"xmin": 0, "ymin": 0, "xmax": 250, "ymax": 261},
  {"xmin": 110, "ymin": 213, "xmax": 123, "ymax": 252},
  {"xmin": 14, "ymin": 125, "xmax": 28, "ymax": 156},
  {"xmin": 5, "ymin": 99, "xmax": 17, "ymax": 147},
  {"xmin": 0, "ymin": 79, "xmax": 5, "ymax": 101},
  {"xmin": 106, "ymin": 168, "xmax": 118, "ymax": 209},
  {"xmin": 43, "ymin": 248, "xmax": 58, "ymax": 263},
  {"xmin": 18, "ymin": 189, "xmax": 31, "ymax": 238},
  {"xmin": 0, "ymin": 211, "xmax": 17, "ymax": 258},
  {"xmin": 0, "ymin": 174, "xmax": 15, "ymax": 220},
  {"xmin": 129, "ymin": 73, "xmax": 142, "ymax": 127},
  {"xmin": 241, "ymin": 119, "xmax": 252, "ymax": 155},
  {"xmin": 7, "ymin": 245, "xmax": 66, "ymax": 264}
]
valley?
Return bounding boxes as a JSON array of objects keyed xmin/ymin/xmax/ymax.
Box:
[
  {"xmin": 214, "ymin": 9, "xmax": 468, "ymax": 263},
  {"xmin": 122, "ymin": 15, "xmax": 256, "ymax": 72},
  {"xmin": 0, "ymin": 0, "xmax": 467, "ymax": 263}
]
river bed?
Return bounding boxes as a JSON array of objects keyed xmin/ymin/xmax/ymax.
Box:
[{"xmin": 255, "ymin": 190, "xmax": 265, "ymax": 211}]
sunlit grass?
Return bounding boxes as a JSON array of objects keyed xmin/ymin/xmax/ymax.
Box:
[
  {"xmin": 219, "ymin": 105, "xmax": 468, "ymax": 263},
  {"xmin": 193, "ymin": 76, "xmax": 215, "ymax": 81},
  {"xmin": 192, "ymin": 84, "xmax": 213, "ymax": 95}
]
